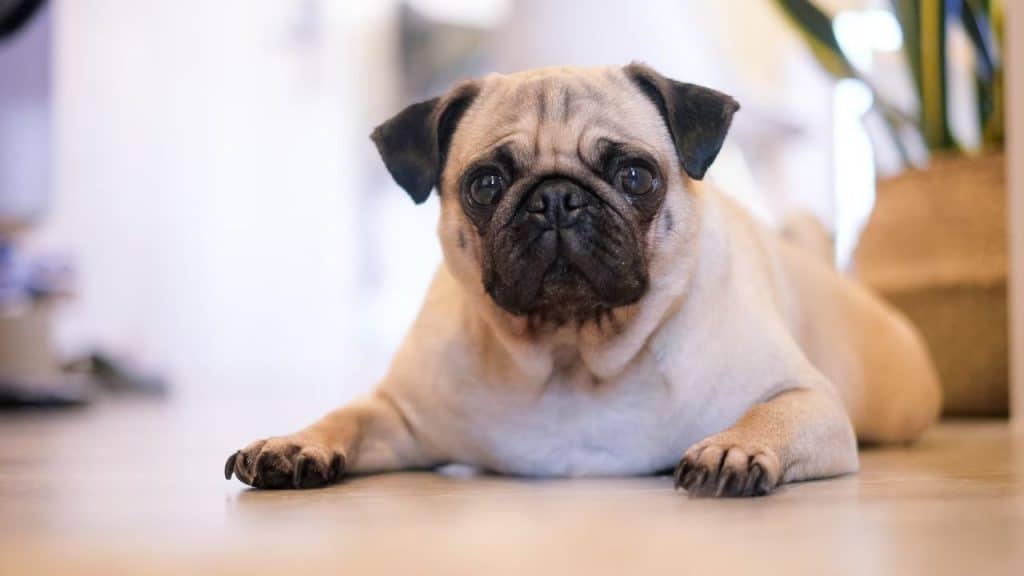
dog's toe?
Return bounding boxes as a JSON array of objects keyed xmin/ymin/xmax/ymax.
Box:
[
  {"xmin": 291, "ymin": 449, "xmax": 344, "ymax": 489},
  {"xmin": 254, "ymin": 449, "xmax": 294, "ymax": 489}
]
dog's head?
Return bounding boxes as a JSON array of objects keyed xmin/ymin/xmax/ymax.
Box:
[{"xmin": 372, "ymin": 64, "xmax": 738, "ymax": 328}]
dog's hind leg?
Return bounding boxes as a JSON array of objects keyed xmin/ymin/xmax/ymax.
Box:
[{"xmin": 779, "ymin": 211, "xmax": 835, "ymax": 266}]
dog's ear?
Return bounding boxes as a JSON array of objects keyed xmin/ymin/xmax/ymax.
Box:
[
  {"xmin": 624, "ymin": 63, "xmax": 739, "ymax": 180},
  {"xmin": 371, "ymin": 82, "xmax": 480, "ymax": 204}
]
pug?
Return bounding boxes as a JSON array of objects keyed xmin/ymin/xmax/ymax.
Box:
[{"xmin": 224, "ymin": 64, "xmax": 941, "ymax": 497}]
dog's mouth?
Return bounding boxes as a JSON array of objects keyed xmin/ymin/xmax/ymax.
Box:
[{"xmin": 483, "ymin": 202, "xmax": 648, "ymax": 325}]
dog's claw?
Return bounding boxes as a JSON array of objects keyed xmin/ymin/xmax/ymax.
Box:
[
  {"xmin": 684, "ymin": 468, "xmax": 707, "ymax": 495},
  {"xmin": 292, "ymin": 455, "xmax": 309, "ymax": 488},
  {"xmin": 744, "ymin": 462, "xmax": 764, "ymax": 497},
  {"xmin": 715, "ymin": 469, "xmax": 736, "ymax": 497},
  {"xmin": 673, "ymin": 460, "xmax": 691, "ymax": 489}
]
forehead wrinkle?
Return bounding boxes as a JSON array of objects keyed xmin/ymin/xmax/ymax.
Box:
[
  {"xmin": 559, "ymin": 85, "xmax": 573, "ymax": 123},
  {"xmin": 535, "ymin": 79, "xmax": 550, "ymax": 122},
  {"xmin": 538, "ymin": 89, "xmax": 595, "ymax": 162},
  {"xmin": 480, "ymin": 130, "xmax": 527, "ymax": 153},
  {"xmin": 595, "ymin": 134, "xmax": 660, "ymax": 160},
  {"xmin": 463, "ymin": 135, "xmax": 532, "ymax": 171},
  {"xmin": 529, "ymin": 77, "xmax": 611, "ymax": 157},
  {"xmin": 575, "ymin": 120, "xmax": 637, "ymax": 164},
  {"xmin": 537, "ymin": 117, "xmax": 580, "ymax": 167}
]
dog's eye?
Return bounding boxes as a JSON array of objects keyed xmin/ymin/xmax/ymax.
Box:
[
  {"xmin": 618, "ymin": 165, "xmax": 655, "ymax": 196},
  {"xmin": 469, "ymin": 173, "xmax": 504, "ymax": 206}
]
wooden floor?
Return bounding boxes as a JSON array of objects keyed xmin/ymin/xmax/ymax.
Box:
[{"xmin": 1, "ymin": 398, "xmax": 1022, "ymax": 575}]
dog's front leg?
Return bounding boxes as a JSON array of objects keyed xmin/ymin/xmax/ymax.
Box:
[
  {"xmin": 225, "ymin": 391, "xmax": 428, "ymax": 489},
  {"xmin": 675, "ymin": 387, "xmax": 858, "ymax": 497}
]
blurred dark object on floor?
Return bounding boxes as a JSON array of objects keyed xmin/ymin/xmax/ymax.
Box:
[
  {"xmin": 854, "ymin": 153, "xmax": 1007, "ymax": 417},
  {"xmin": 0, "ymin": 373, "xmax": 89, "ymax": 407},
  {"xmin": 64, "ymin": 351, "xmax": 169, "ymax": 397}
]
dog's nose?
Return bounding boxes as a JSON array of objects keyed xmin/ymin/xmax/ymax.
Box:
[{"xmin": 524, "ymin": 179, "xmax": 589, "ymax": 227}]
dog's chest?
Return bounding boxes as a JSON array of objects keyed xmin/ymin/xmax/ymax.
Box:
[{"xmin": 439, "ymin": 356, "xmax": 721, "ymax": 477}]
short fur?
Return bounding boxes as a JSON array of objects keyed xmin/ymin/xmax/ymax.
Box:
[{"xmin": 226, "ymin": 64, "xmax": 940, "ymax": 497}]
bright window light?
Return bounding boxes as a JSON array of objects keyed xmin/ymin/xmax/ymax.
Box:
[
  {"xmin": 832, "ymin": 78, "xmax": 876, "ymax": 269},
  {"xmin": 406, "ymin": 0, "xmax": 511, "ymax": 27},
  {"xmin": 834, "ymin": 9, "xmax": 904, "ymax": 73}
]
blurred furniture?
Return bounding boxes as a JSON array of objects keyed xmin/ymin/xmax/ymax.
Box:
[
  {"xmin": 0, "ymin": 299, "xmax": 53, "ymax": 380},
  {"xmin": 854, "ymin": 153, "xmax": 1007, "ymax": 416},
  {"xmin": 0, "ymin": 300, "xmax": 87, "ymax": 406},
  {"xmin": 0, "ymin": 240, "xmax": 86, "ymax": 406}
]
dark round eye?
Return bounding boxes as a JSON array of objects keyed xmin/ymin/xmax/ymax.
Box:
[
  {"xmin": 469, "ymin": 173, "xmax": 504, "ymax": 206},
  {"xmin": 618, "ymin": 165, "xmax": 655, "ymax": 196}
]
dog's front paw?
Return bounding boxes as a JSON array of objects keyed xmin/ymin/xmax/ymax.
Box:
[
  {"xmin": 224, "ymin": 436, "xmax": 345, "ymax": 489},
  {"xmin": 673, "ymin": 437, "xmax": 781, "ymax": 498}
]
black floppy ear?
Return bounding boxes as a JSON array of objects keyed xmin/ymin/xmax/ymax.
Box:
[
  {"xmin": 624, "ymin": 63, "xmax": 739, "ymax": 180},
  {"xmin": 370, "ymin": 83, "xmax": 479, "ymax": 204}
]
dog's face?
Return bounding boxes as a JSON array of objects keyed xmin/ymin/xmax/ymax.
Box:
[{"xmin": 372, "ymin": 65, "xmax": 738, "ymax": 328}]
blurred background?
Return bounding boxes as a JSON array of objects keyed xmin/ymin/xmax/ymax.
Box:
[{"xmin": 0, "ymin": 0, "xmax": 1020, "ymax": 428}]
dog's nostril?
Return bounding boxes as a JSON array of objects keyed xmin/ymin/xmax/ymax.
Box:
[
  {"xmin": 563, "ymin": 190, "xmax": 587, "ymax": 212},
  {"xmin": 526, "ymin": 194, "xmax": 547, "ymax": 213}
]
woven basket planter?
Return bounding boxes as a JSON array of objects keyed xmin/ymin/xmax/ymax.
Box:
[{"xmin": 853, "ymin": 153, "xmax": 1008, "ymax": 416}]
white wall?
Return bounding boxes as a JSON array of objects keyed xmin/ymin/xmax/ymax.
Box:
[{"xmin": 35, "ymin": 1, "xmax": 418, "ymax": 418}]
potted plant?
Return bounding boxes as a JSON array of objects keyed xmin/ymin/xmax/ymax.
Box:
[{"xmin": 775, "ymin": 0, "xmax": 1008, "ymax": 415}]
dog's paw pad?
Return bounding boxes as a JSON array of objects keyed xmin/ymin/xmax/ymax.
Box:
[
  {"xmin": 225, "ymin": 437, "xmax": 345, "ymax": 490},
  {"xmin": 673, "ymin": 439, "xmax": 780, "ymax": 498}
]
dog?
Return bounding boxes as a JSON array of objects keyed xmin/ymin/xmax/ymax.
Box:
[{"xmin": 224, "ymin": 64, "xmax": 941, "ymax": 497}]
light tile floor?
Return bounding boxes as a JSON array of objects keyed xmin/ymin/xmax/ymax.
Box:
[{"xmin": 1, "ymin": 399, "xmax": 1022, "ymax": 575}]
